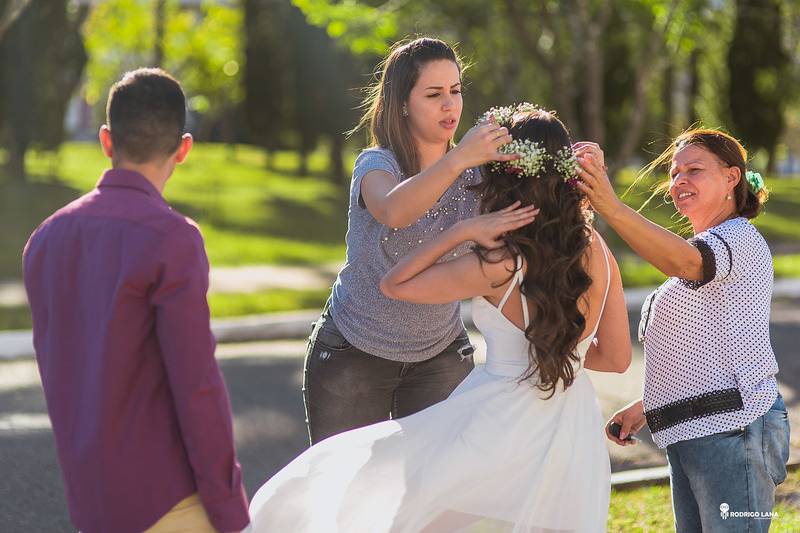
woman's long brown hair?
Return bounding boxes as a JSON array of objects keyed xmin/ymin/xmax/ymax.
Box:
[
  {"xmin": 472, "ymin": 110, "xmax": 593, "ymax": 397},
  {"xmin": 350, "ymin": 37, "xmax": 462, "ymax": 178}
]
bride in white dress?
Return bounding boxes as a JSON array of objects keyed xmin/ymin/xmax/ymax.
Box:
[{"xmin": 247, "ymin": 107, "xmax": 632, "ymax": 533}]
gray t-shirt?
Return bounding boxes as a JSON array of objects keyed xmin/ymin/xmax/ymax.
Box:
[{"xmin": 329, "ymin": 147, "xmax": 482, "ymax": 362}]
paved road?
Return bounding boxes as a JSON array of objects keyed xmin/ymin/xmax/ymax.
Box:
[{"xmin": 2, "ymin": 303, "xmax": 799, "ymax": 531}]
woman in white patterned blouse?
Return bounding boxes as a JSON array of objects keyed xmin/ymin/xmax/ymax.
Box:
[{"xmin": 575, "ymin": 129, "xmax": 789, "ymax": 533}]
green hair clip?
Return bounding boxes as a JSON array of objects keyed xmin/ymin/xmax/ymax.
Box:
[{"xmin": 745, "ymin": 171, "xmax": 765, "ymax": 194}]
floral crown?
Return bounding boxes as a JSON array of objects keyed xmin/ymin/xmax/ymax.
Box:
[{"xmin": 478, "ymin": 102, "xmax": 579, "ymax": 186}]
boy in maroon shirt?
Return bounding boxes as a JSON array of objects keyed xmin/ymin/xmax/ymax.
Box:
[{"xmin": 23, "ymin": 68, "xmax": 249, "ymax": 533}]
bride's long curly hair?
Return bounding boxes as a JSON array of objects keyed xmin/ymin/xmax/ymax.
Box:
[{"xmin": 472, "ymin": 109, "xmax": 593, "ymax": 397}]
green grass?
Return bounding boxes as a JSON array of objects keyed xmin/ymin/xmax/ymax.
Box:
[
  {"xmin": 774, "ymin": 254, "xmax": 800, "ymax": 279},
  {"xmin": 608, "ymin": 468, "xmax": 800, "ymax": 532},
  {"xmin": 3, "ymin": 144, "xmax": 800, "ymax": 329},
  {"xmin": 208, "ymin": 288, "xmax": 330, "ymax": 318},
  {"xmin": 2, "ymin": 142, "xmax": 352, "ymax": 279},
  {"xmin": 0, "ymin": 305, "xmax": 32, "ymax": 330}
]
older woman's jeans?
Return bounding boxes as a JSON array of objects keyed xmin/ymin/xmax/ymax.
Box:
[
  {"xmin": 667, "ymin": 394, "xmax": 790, "ymax": 533},
  {"xmin": 302, "ymin": 304, "xmax": 475, "ymax": 445}
]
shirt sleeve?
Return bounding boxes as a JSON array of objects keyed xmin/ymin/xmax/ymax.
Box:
[
  {"xmin": 683, "ymin": 229, "xmax": 735, "ymax": 289},
  {"xmin": 352, "ymin": 148, "xmax": 402, "ymax": 209},
  {"xmin": 149, "ymin": 221, "xmax": 250, "ymax": 532}
]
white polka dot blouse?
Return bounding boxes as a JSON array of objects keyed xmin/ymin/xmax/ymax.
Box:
[{"xmin": 639, "ymin": 217, "xmax": 779, "ymax": 448}]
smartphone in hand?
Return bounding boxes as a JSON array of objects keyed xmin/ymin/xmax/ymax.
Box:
[{"xmin": 608, "ymin": 422, "xmax": 637, "ymax": 442}]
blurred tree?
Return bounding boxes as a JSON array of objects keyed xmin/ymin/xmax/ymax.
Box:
[
  {"xmin": 243, "ymin": 0, "xmax": 288, "ymax": 169},
  {"xmin": 83, "ymin": 0, "xmax": 243, "ymax": 143},
  {"xmin": 291, "ymin": 0, "xmax": 705, "ymax": 178},
  {"xmin": 0, "ymin": 0, "xmax": 88, "ymax": 180},
  {"xmin": 0, "ymin": 0, "xmax": 32, "ymax": 38},
  {"xmin": 728, "ymin": 0, "xmax": 792, "ymax": 171},
  {"xmin": 244, "ymin": 0, "xmax": 361, "ymax": 180},
  {"xmin": 154, "ymin": 0, "xmax": 166, "ymax": 67}
]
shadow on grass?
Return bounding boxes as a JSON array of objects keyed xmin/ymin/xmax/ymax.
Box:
[
  {"xmin": 258, "ymin": 192, "xmax": 348, "ymax": 244},
  {"xmin": 194, "ymin": 189, "xmax": 349, "ymax": 245},
  {"xmin": 0, "ymin": 179, "xmax": 82, "ymax": 280}
]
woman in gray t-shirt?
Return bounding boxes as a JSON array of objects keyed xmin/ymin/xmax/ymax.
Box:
[{"xmin": 304, "ymin": 37, "xmax": 526, "ymax": 443}]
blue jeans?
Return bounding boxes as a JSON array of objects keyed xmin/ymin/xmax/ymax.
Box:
[
  {"xmin": 666, "ymin": 394, "xmax": 790, "ymax": 533},
  {"xmin": 302, "ymin": 303, "xmax": 475, "ymax": 444}
]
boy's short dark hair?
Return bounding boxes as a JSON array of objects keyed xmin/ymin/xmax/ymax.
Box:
[{"xmin": 106, "ymin": 68, "xmax": 186, "ymax": 163}]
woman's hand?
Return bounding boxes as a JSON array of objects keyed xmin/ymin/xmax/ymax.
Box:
[
  {"xmin": 572, "ymin": 142, "xmax": 625, "ymax": 219},
  {"xmin": 454, "ymin": 201, "xmax": 539, "ymax": 249},
  {"xmin": 605, "ymin": 399, "xmax": 647, "ymax": 446},
  {"xmin": 449, "ymin": 118, "xmax": 520, "ymax": 170}
]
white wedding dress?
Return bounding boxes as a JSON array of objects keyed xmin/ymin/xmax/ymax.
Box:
[{"xmin": 247, "ymin": 251, "xmax": 612, "ymax": 533}]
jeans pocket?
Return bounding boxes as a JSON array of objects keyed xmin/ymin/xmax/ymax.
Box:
[
  {"xmin": 444, "ymin": 331, "xmax": 474, "ymax": 361},
  {"xmin": 314, "ymin": 321, "xmax": 353, "ymax": 352},
  {"xmin": 763, "ymin": 407, "xmax": 790, "ymax": 486}
]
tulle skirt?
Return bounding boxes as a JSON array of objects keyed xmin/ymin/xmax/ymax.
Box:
[{"xmin": 247, "ymin": 366, "xmax": 610, "ymax": 533}]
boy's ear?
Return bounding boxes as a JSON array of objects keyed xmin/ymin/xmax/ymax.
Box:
[
  {"xmin": 175, "ymin": 133, "xmax": 193, "ymax": 164},
  {"xmin": 99, "ymin": 126, "xmax": 113, "ymax": 158}
]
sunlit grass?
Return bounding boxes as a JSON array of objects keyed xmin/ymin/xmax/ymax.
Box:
[
  {"xmin": 208, "ymin": 288, "xmax": 330, "ymax": 318},
  {"xmin": 2, "ymin": 142, "xmax": 351, "ymax": 280},
  {"xmin": 608, "ymin": 468, "xmax": 800, "ymax": 532},
  {"xmin": 3, "ymin": 143, "xmax": 800, "ymax": 299}
]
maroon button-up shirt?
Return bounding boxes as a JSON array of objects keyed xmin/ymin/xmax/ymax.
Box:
[{"xmin": 23, "ymin": 169, "xmax": 249, "ymax": 533}]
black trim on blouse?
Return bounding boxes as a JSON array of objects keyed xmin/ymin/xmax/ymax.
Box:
[
  {"xmin": 679, "ymin": 230, "xmax": 733, "ymax": 290},
  {"xmin": 645, "ymin": 388, "xmax": 744, "ymax": 433},
  {"xmin": 709, "ymin": 230, "xmax": 733, "ymax": 278}
]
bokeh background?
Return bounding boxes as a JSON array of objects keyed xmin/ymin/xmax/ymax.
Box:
[{"xmin": 2, "ymin": 1, "xmax": 800, "ymax": 531}]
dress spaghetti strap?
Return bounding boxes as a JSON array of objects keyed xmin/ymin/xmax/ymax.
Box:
[
  {"xmin": 497, "ymin": 255, "xmax": 529, "ymax": 330},
  {"xmin": 496, "ymin": 256, "xmax": 522, "ymax": 311}
]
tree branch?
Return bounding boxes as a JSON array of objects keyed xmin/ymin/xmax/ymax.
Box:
[
  {"xmin": 0, "ymin": 0, "xmax": 32, "ymax": 40},
  {"xmin": 611, "ymin": 0, "xmax": 680, "ymax": 175}
]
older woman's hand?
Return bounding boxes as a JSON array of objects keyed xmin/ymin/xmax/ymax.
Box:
[
  {"xmin": 572, "ymin": 142, "xmax": 625, "ymax": 220},
  {"xmin": 605, "ymin": 399, "xmax": 647, "ymax": 447}
]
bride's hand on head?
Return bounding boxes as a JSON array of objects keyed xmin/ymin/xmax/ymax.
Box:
[
  {"xmin": 450, "ymin": 117, "xmax": 521, "ymax": 170},
  {"xmin": 455, "ymin": 201, "xmax": 538, "ymax": 250},
  {"xmin": 572, "ymin": 142, "xmax": 624, "ymax": 218}
]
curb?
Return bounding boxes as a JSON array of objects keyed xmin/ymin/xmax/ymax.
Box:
[
  {"xmin": 610, "ymin": 466, "xmax": 670, "ymax": 490},
  {"xmin": 611, "ymin": 461, "xmax": 800, "ymax": 491},
  {"xmin": 2, "ymin": 281, "xmax": 799, "ymax": 361}
]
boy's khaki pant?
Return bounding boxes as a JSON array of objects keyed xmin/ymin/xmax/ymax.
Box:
[{"xmin": 144, "ymin": 493, "xmax": 216, "ymax": 533}]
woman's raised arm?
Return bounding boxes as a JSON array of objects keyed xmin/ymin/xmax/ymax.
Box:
[
  {"xmin": 362, "ymin": 121, "xmax": 518, "ymax": 228},
  {"xmin": 573, "ymin": 142, "xmax": 703, "ymax": 281}
]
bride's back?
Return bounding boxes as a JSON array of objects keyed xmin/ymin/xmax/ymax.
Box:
[{"xmin": 473, "ymin": 107, "xmax": 626, "ymax": 392}]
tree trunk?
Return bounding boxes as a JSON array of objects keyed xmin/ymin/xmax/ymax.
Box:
[
  {"xmin": 502, "ymin": 0, "xmax": 578, "ymax": 131},
  {"xmin": 662, "ymin": 63, "xmax": 673, "ymax": 138},
  {"xmin": 4, "ymin": 138, "xmax": 26, "ymax": 181},
  {"xmin": 578, "ymin": 0, "xmax": 610, "ymax": 145},
  {"xmin": 297, "ymin": 147, "xmax": 308, "ymax": 176},
  {"xmin": 611, "ymin": 0, "xmax": 680, "ymax": 176},
  {"xmin": 264, "ymin": 148, "xmax": 273, "ymax": 170},
  {"xmin": 688, "ymin": 48, "xmax": 700, "ymax": 126},
  {"xmin": 767, "ymin": 146, "xmax": 777, "ymax": 175},
  {"xmin": 329, "ymin": 134, "xmax": 345, "ymax": 184},
  {"xmin": 153, "ymin": 0, "xmax": 166, "ymax": 67},
  {"xmin": 0, "ymin": 0, "xmax": 32, "ymax": 39}
]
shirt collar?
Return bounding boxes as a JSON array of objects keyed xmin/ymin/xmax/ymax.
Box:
[{"xmin": 96, "ymin": 168, "xmax": 166, "ymax": 203}]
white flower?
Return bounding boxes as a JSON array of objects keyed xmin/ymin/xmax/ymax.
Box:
[{"xmin": 478, "ymin": 103, "xmax": 577, "ymax": 184}]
